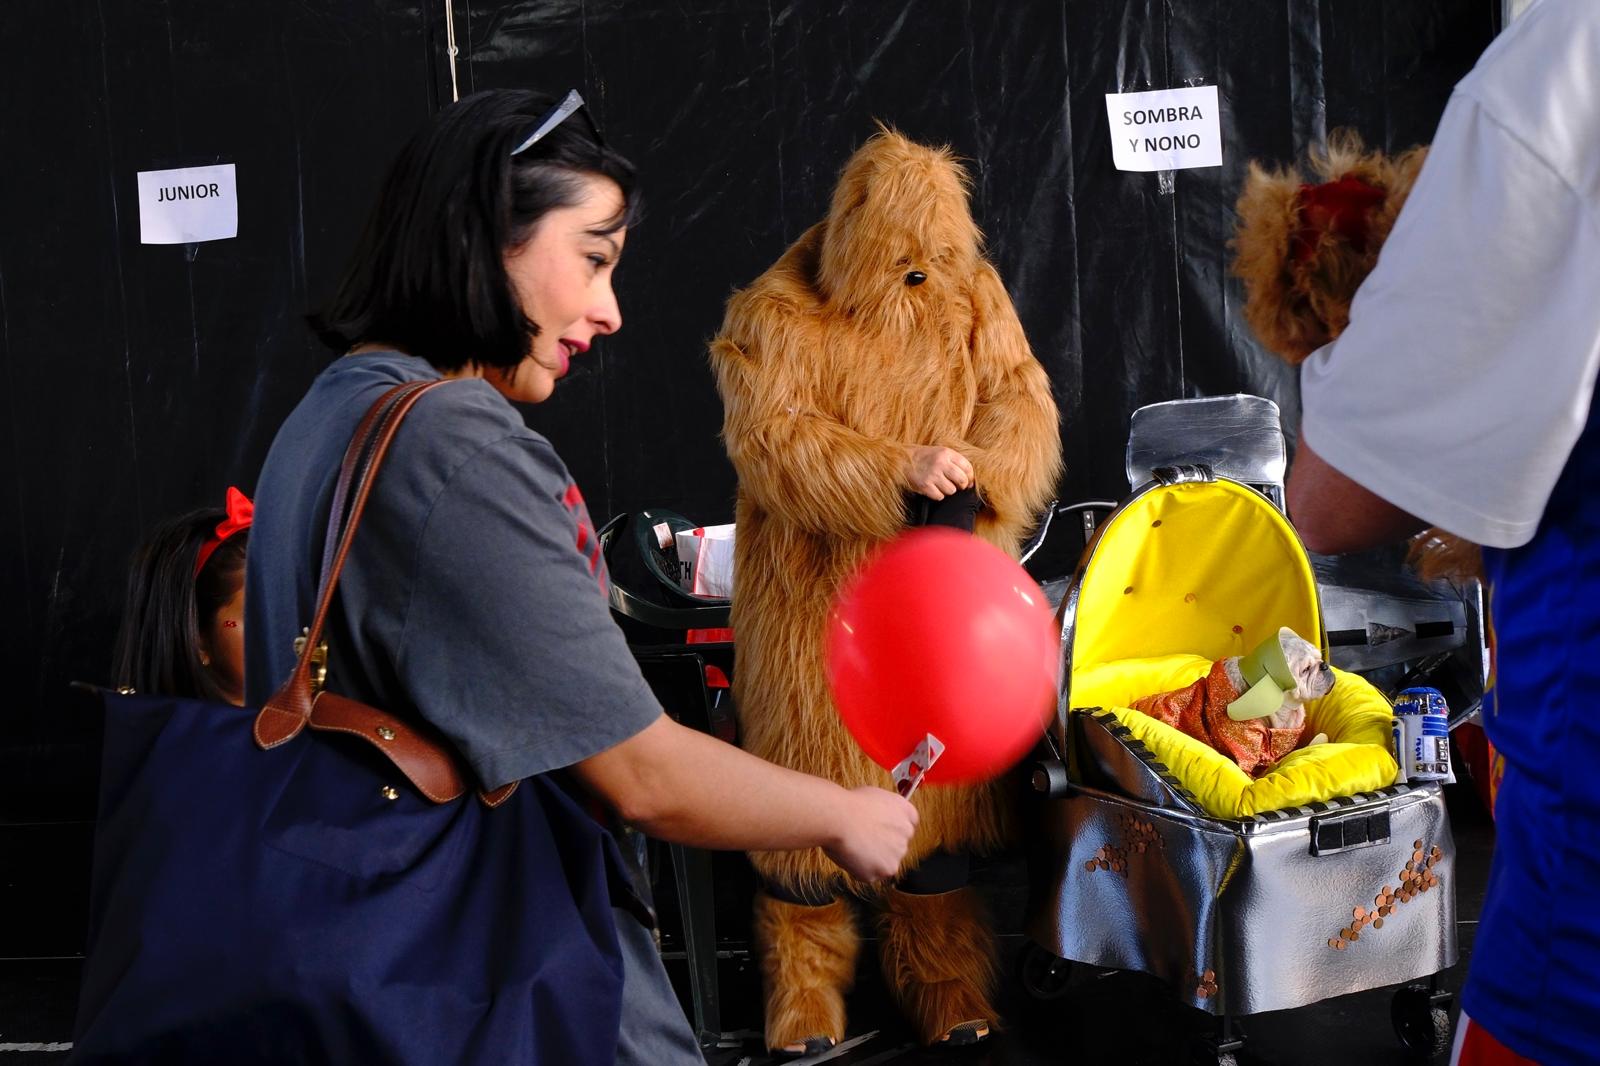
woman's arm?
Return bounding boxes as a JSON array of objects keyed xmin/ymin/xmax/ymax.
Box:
[{"xmin": 569, "ymin": 713, "xmax": 918, "ymax": 883}]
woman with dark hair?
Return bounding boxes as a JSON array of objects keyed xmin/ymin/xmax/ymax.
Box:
[
  {"xmin": 242, "ymin": 90, "xmax": 918, "ymax": 1063},
  {"xmin": 112, "ymin": 487, "xmax": 251, "ymax": 705}
]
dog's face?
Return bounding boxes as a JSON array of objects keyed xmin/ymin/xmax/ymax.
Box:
[
  {"xmin": 1268, "ymin": 632, "xmax": 1335, "ymax": 729},
  {"xmin": 1285, "ymin": 632, "xmax": 1335, "ymax": 702},
  {"xmin": 817, "ymin": 129, "xmax": 982, "ymax": 333}
]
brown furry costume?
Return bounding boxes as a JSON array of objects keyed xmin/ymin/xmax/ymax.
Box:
[
  {"xmin": 710, "ymin": 130, "xmax": 1061, "ymax": 1050},
  {"xmin": 1231, "ymin": 131, "xmax": 1480, "ymax": 583}
]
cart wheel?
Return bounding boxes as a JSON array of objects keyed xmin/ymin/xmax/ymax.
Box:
[
  {"xmin": 1185, "ymin": 1038, "xmax": 1238, "ymax": 1066},
  {"xmin": 1015, "ymin": 939, "xmax": 1073, "ymax": 1000},
  {"xmin": 1391, "ymin": 984, "xmax": 1451, "ymax": 1061}
]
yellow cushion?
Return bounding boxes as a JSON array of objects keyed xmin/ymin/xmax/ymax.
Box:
[{"xmin": 1073, "ymin": 654, "xmax": 1400, "ymax": 818}]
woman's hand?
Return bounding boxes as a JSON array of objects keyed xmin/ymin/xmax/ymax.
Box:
[
  {"xmin": 904, "ymin": 445, "xmax": 974, "ymax": 501},
  {"xmin": 822, "ymin": 786, "xmax": 919, "ymax": 882}
]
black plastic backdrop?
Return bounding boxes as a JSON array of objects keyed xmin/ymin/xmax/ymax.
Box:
[{"xmin": 0, "ymin": 1, "xmax": 1495, "ymax": 949}]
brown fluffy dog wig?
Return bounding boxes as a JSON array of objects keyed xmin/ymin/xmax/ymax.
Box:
[
  {"xmin": 711, "ymin": 128, "xmax": 1061, "ymax": 1049},
  {"xmin": 1232, "ymin": 130, "xmax": 1426, "ymax": 365},
  {"xmin": 1232, "ymin": 131, "xmax": 1479, "ymax": 582}
]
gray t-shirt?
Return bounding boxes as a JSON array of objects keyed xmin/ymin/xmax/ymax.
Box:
[
  {"xmin": 247, "ymin": 351, "xmax": 704, "ymax": 1064},
  {"xmin": 244, "ymin": 351, "xmax": 660, "ymax": 788}
]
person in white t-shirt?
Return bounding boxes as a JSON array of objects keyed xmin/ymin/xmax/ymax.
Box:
[{"xmin": 1285, "ymin": 2, "xmax": 1600, "ymax": 1062}]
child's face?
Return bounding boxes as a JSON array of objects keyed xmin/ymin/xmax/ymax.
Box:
[{"xmin": 203, "ymin": 583, "xmax": 246, "ymax": 706}]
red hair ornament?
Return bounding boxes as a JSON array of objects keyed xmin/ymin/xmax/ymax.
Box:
[{"xmin": 193, "ymin": 486, "xmax": 253, "ymax": 577}]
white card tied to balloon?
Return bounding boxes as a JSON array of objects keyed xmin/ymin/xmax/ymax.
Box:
[
  {"xmin": 136, "ymin": 163, "xmax": 237, "ymax": 244},
  {"xmin": 1104, "ymin": 85, "xmax": 1222, "ymax": 172},
  {"xmin": 891, "ymin": 733, "xmax": 945, "ymax": 799}
]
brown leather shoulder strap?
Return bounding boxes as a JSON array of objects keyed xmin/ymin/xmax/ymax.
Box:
[
  {"xmin": 314, "ymin": 384, "xmax": 412, "ymax": 595},
  {"xmin": 255, "ymin": 380, "xmax": 444, "ymax": 748},
  {"xmin": 254, "ymin": 378, "xmax": 521, "ymax": 807}
]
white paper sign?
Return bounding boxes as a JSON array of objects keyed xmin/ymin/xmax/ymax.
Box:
[
  {"xmin": 1104, "ymin": 86, "xmax": 1222, "ymax": 172},
  {"xmin": 136, "ymin": 164, "xmax": 237, "ymax": 244},
  {"xmin": 673, "ymin": 524, "xmax": 737, "ymax": 599}
]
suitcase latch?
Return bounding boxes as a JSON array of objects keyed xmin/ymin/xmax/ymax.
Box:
[{"xmin": 1310, "ymin": 807, "xmax": 1390, "ymax": 856}]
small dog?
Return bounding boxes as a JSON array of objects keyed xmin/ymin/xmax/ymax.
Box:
[{"xmin": 1130, "ymin": 629, "xmax": 1333, "ymax": 777}]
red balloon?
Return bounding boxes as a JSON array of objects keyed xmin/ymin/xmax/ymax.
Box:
[{"xmin": 825, "ymin": 527, "xmax": 1059, "ymax": 784}]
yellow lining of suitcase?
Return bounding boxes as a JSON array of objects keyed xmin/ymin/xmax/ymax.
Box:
[
  {"xmin": 1074, "ymin": 655, "xmax": 1399, "ymax": 818},
  {"xmin": 1067, "ymin": 479, "xmax": 1399, "ymax": 818}
]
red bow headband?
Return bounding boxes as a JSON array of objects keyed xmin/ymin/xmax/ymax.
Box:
[
  {"xmin": 1291, "ymin": 175, "xmax": 1386, "ymax": 263},
  {"xmin": 194, "ymin": 486, "xmax": 253, "ymax": 578}
]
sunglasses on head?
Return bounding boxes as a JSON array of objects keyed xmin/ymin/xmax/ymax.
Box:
[{"xmin": 511, "ymin": 89, "xmax": 604, "ymax": 155}]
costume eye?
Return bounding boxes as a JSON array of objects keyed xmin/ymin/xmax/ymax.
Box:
[{"xmin": 905, "ymin": 270, "xmax": 927, "ymax": 286}]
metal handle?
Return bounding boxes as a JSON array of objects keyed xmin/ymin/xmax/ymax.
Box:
[{"xmin": 1150, "ymin": 463, "xmax": 1216, "ymax": 486}]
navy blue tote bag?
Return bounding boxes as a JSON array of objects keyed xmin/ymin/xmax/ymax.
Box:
[{"xmin": 72, "ymin": 382, "xmax": 635, "ymax": 1064}]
